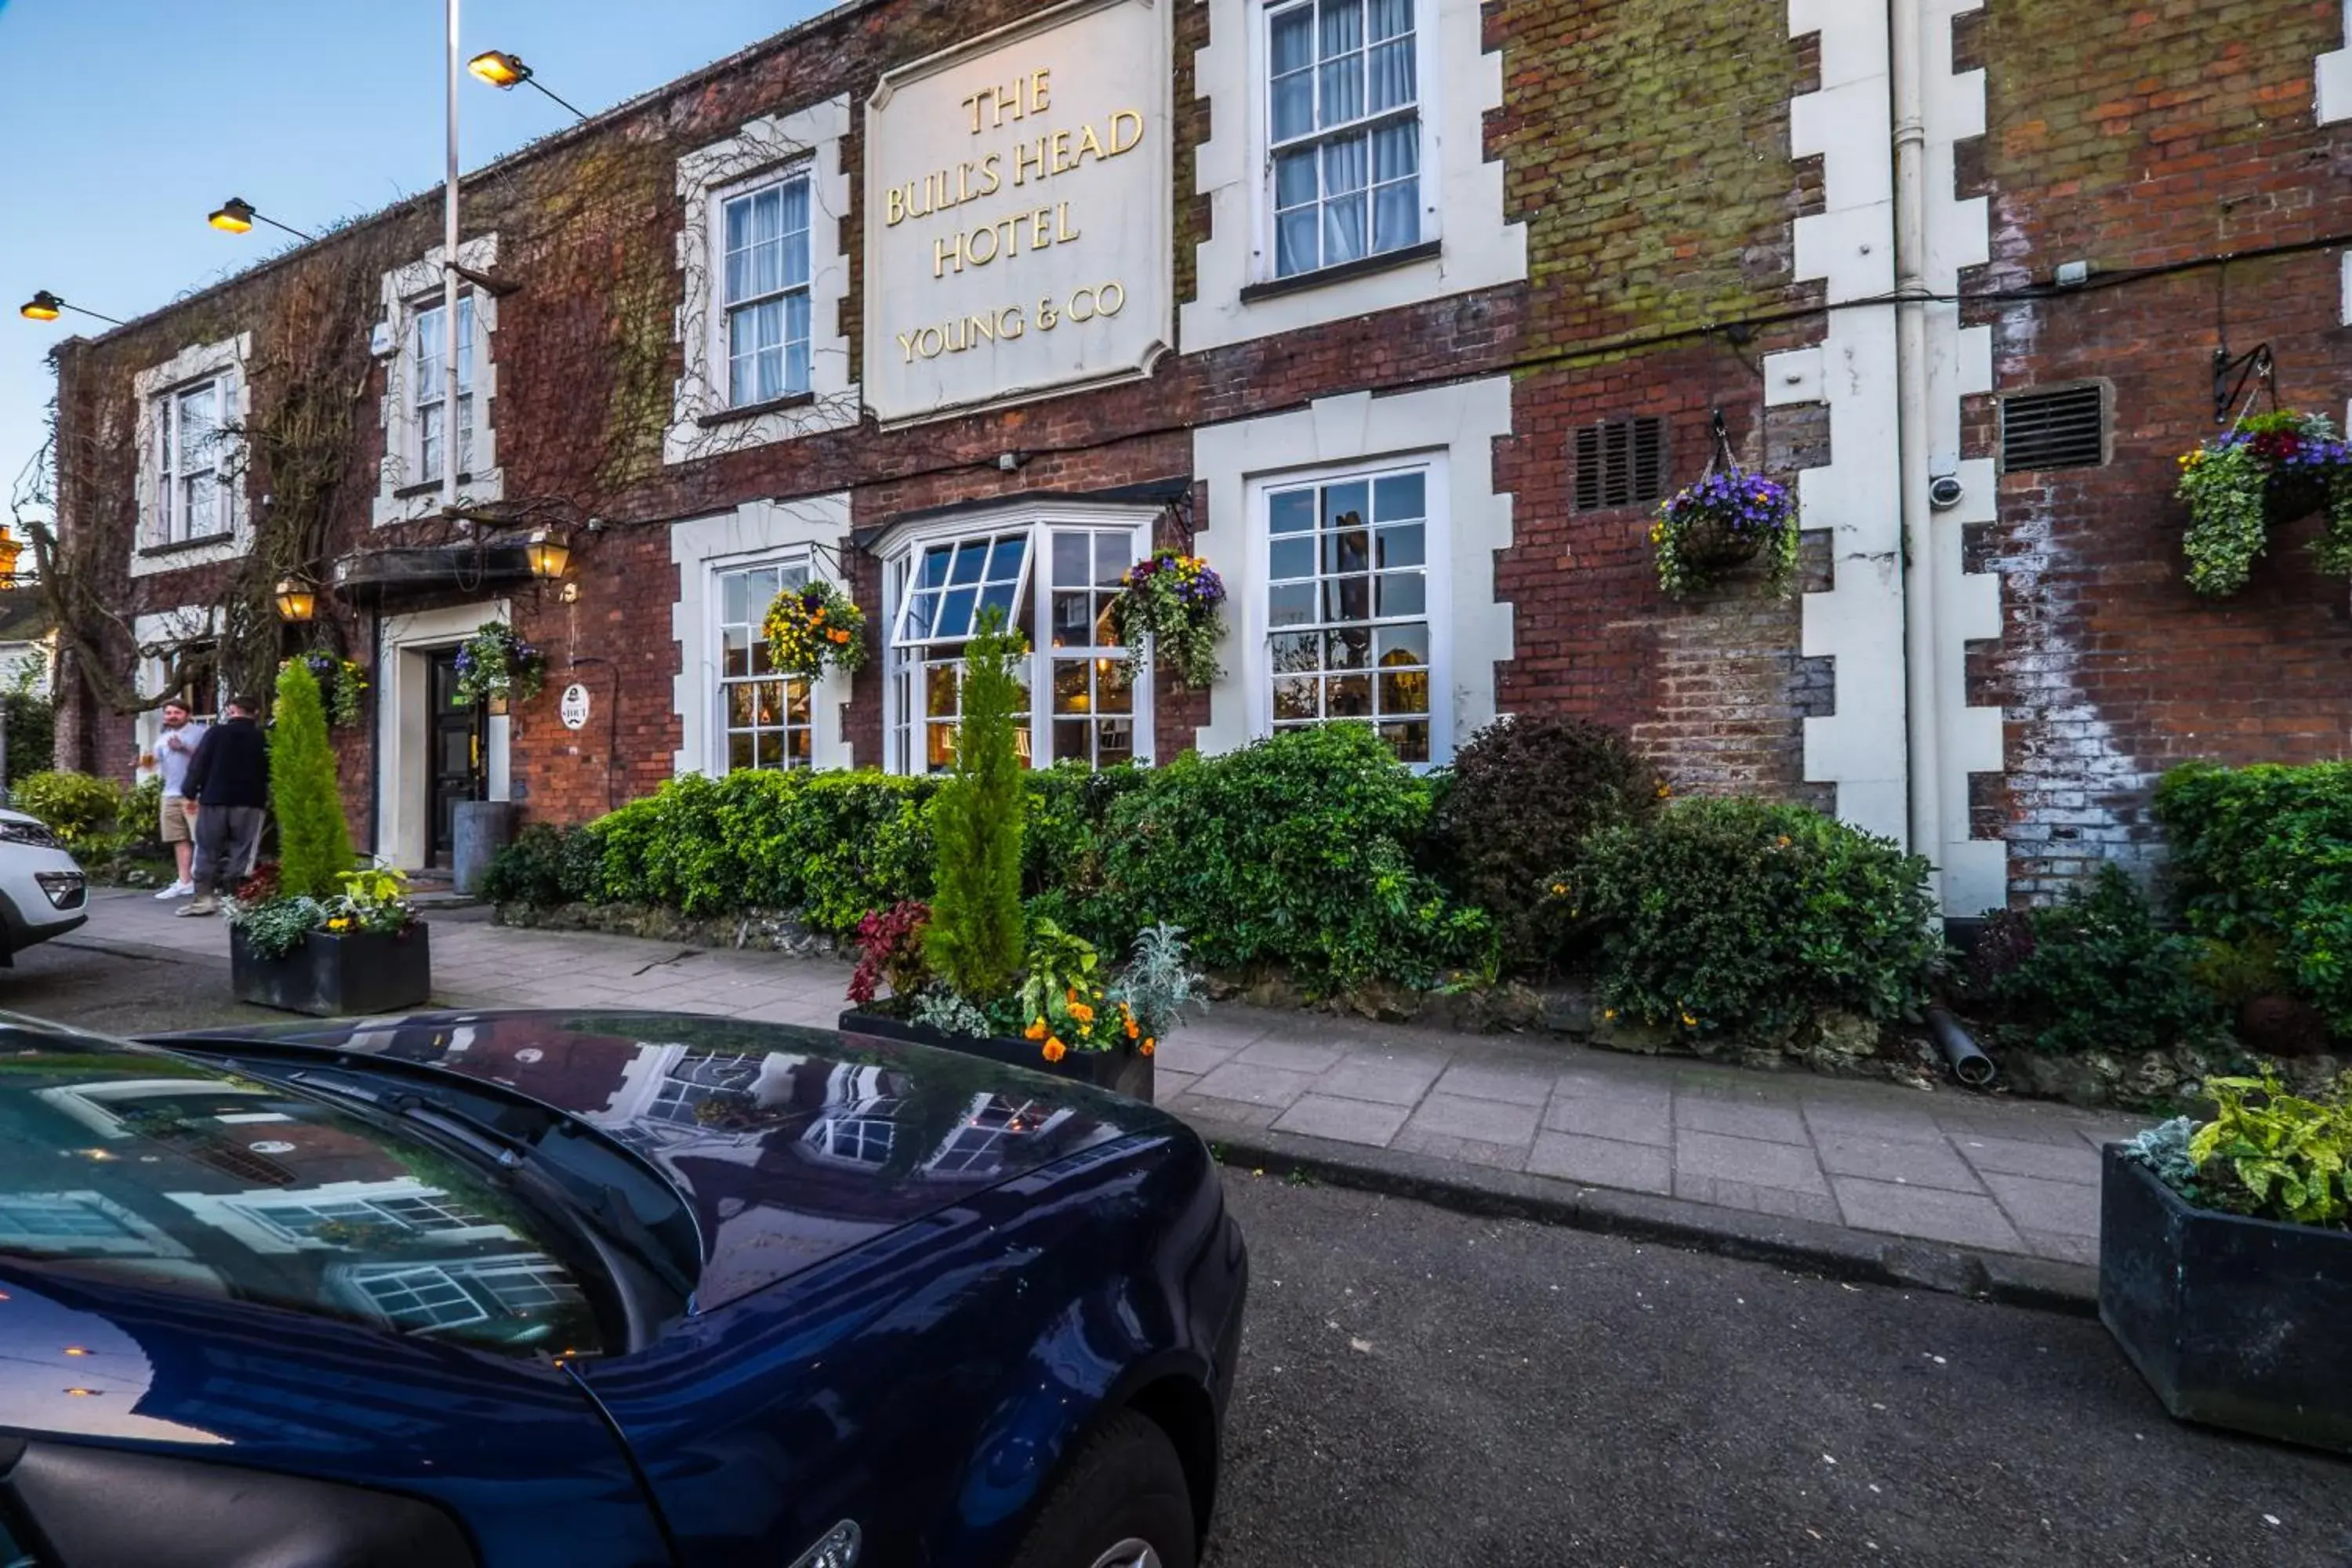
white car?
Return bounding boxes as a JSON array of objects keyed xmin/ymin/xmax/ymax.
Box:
[{"xmin": 0, "ymin": 806, "xmax": 88, "ymax": 962}]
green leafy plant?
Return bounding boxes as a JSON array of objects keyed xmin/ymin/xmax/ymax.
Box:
[
  {"xmin": 2155, "ymin": 760, "xmax": 2352, "ymax": 1040},
  {"xmin": 926, "ymin": 613, "xmax": 1027, "ymax": 1001},
  {"xmin": 1572, "ymin": 797, "xmax": 1940, "ymax": 1044},
  {"xmin": 1096, "ymin": 724, "xmax": 1490, "ymax": 991},
  {"xmin": 328, "ymin": 866, "xmax": 416, "ymax": 938},
  {"xmin": 452, "ymin": 622, "xmax": 546, "ymax": 708},
  {"xmin": 1427, "ymin": 715, "xmax": 1662, "ymax": 967},
  {"xmin": 762, "ymin": 579, "xmax": 870, "ymax": 679},
  {"xmin": 2122, "ymin": 1117, "xmax": 2210, "ymax": 1203},
  {"xmin": 2174, "ymin": 411, "xmax": 2352, "ymax": 595},
  {"xmin": 1108, "ymin": 922, "xmax": 1207, "ymax": 1044},
  {"xmin": 1650, "ymin": 468, "xmax": 1800, "ymax": 598},
  {"xmin": 228, "ymin": 895, "xmax": 327, "ymax": 960},
  {"xmin": 13, "ymin": 770, "xmax": 124, "ymax": 846},
  {"xmin": 1107, "ymin": 550, "xmax": 1226, "ymax": 690},
  {"xmin": 293, "ymin": 651, "xmax": 368, "ymax": 730},
  {"xmin": 478, "ymin": 822, "xmax": 602, "ymax": 908},
  {"xmin": 1, "ymin": 686, "xmax": 56, "ymax": 786},
  {"xmin": 1964, "ymin": 866, "xmax": 2219, "ymax": 1056},
  {"xmin": 2187, "ymin": 1073, "xmax": 2351, "ymax": 1227},
  {"xmin": 268, "ymin": 658, "xmax": 355, "ymax": 901},
  {"xmin": 911, "ymin": 989, "xmax": 990, "ymax": 1039}
]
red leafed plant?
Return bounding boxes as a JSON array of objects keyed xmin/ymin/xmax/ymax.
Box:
[
  {"xmin": 233, "ymin": 862, "xmax": 281, "ymax": 905},
  {"xmin": 847, "ymin": 899, "xmax": 931, "ymax": 1006}
]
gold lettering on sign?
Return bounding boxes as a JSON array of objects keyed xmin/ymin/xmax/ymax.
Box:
[
  {"xmin": 960, "ymin": 69, "xmax": 1053, "ymax": 135},
  {"xmin": 895, "ymin": 285, "xmax": 1125, "ymax": 361},
  {"xmin": 932, "ymin": 203, "xmax": 1083, "ymax": 278}
]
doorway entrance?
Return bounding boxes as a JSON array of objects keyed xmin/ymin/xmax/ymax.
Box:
[{"xmin": 426, "ymin": 648, "xmax": 485, "ymax": 870}]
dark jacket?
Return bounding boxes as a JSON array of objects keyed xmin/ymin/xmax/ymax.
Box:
[{"xmin": 182, "ymin": 716, "xmax": 268, "ymax": 809}]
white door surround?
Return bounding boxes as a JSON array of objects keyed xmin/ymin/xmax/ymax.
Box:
[{"xmin": 375, "ymin": 599, "xmax": 511, "ymax": 871}]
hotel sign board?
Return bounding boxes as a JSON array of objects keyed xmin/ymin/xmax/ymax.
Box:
[{"xmin": 864, "ymin": 0, "xmax": 1171, "ymax": 425}]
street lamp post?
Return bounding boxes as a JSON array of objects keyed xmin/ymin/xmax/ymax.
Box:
[
  {"xmin": 443, "ymin": 0, "xmax": 461, "ymax": 517},
  {"xmin": 18, "ymin": 292, "xmax": 123, "ymax": 327},
  {"xmin": 207, "ymin": 198, "xmax": 318, "ymax": 243},
  {"xmin": 467, "ymin": 49, "xmax": 590, "ymax": 122}
]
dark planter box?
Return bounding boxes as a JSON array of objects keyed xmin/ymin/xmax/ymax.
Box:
[
  {"xmin": 2100, "ymin": 1145, "xmax": 2352, "ymax": 1454},
  {"xmin": 230, "ymin": 924, "xmax": 433, "ymax": 1018},
  {"xmin": 838, "ymin": 1008, "xmax": 1154, "ymax": 1102}
]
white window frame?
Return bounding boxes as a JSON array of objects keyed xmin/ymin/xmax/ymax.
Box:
[
  {"xmin": 154, "ymin": 378, "xmax": 228, "ymax": 546},
  {"xmin": 711, "ymin": 551, "xmax": 818, "ymax": 774},
  {"xmin": 1261, "ymin": 0, "xmax": 1428, "ymax": 281},
  {"xmin": 409, "ymin": 292, "xmax": 478, "ymax": 485},
  {"xmin": 130, "ymin": 334, "xmax": 251, "ymax": 578},
  {"xmin": 372, "ymin": 235, "xmax": 503, "ymax": 527},
  {"xmin": 1244, "ymin": 452, "xmax": 1450, "ymax": 766},
  {"xmin": 712, "ymin": 166, "xmax": 815, "ymax": 410},
  {"xmin": 878, "ymin": 503, "xmax": 1159, "ymax": 777},
  {"xmin": 667, "ymin": 96, "xmax": 859, "ymax": 465}
]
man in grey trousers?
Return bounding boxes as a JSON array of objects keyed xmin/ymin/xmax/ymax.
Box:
[{"xmin": 178, "ymin": 695, "xmax": 269, "ymax": 916}]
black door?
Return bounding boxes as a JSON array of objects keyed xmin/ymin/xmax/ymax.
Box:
[{"xmin": 426, "ymin": 649, "xmax": 485, "ymax": 869}]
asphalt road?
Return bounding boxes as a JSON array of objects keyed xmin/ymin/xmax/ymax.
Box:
[
  {"xmin": 1207, "ymin": 1172, "xmax": 2352, "ymax": 1568},
  {"xmin": 0, "ymin": 929, "xmax": 270, "ymax": 1036}
]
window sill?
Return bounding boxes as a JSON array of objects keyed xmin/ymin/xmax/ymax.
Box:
[
  {"xmin": 699, "ymin": 391, "xmax": 817, "ymax": 430},
  {"xmin": 1238, "ymin": 239, "xmax": 1443, "ymax": 305},
  {"xmin": 138, "ymin": 532, "xmax": 236, "ymax": 559},
  {"xmin": 393, "ymin": 475, "xmax": 478, "ymax": 501}
]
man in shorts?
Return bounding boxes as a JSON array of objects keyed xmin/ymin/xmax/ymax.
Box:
[{"xmin": 139, "ymin": 699, "xmax": 206, "ymax": 899}]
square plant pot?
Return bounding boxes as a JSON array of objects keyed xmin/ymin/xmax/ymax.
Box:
[
  {"xmin": 2099, "ymin": 1144, "xmax": 2352, "ymax": 1454},
  {"xmin": 230, "ymin": 924, "xmax": 433, "ymax": 1018},
  {"xmin": 838, "ymin": 1008, "xmax": 1153, "ymax": 1102}
]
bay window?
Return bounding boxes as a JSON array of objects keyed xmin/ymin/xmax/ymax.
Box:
[
  {"xmin": 882, "ymin": 512, "xmax": 1153, "ymax": 775},
  {"xmin": 1264, "ymin": 463, "xmax": 1433, "ymax": 762}
]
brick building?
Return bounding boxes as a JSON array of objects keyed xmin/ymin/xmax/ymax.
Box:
[{"xmin": 38, "ymin": 0, "xmax": 2352, "ymax": 917}]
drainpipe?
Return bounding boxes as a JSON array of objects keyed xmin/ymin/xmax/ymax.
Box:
[
  {"xmin": 1890, "ymin": 0, "xmax": 1943, "ymax": 909},
  {"xmin": 441, "ymin": 0, "xmax": 463, "ymax": 520}
]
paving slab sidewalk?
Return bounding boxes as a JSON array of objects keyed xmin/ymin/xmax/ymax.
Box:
[{"xmin": 64, "ymin": 889, "xmax": 2144, "ymax": 1289}]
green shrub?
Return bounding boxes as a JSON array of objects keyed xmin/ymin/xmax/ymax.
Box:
[
  {"xmin": 1095, "ymin": 724, "xmax": 1490, "ymax": 989},
  {"xmin": 269, "ymin": 659, "xmax": 354, "ymax": 900},
  {"xmin": 1427, "ymin": 715, "xmax": 1661, "ymax": 967},
  {"xmin": 1965, "ymin": 866, "xmax": 2219, "ymax": 1056},
  {"xmin": 13, "ymin": 771, "xmax": 124, "ymax": 847},
  {"xmin": 926, "ymin": 617, "xmax": 1027, "ymax": 1000},
  {"xmin": 479, "ymin": 822, "xmax": 602, "ymax": 907},
  {"xmin": 592, "ymin": 767, "xmax": 935, "ymax": 930},
  {"xmin": 1022, "ymin": 762, "xmax": 1145, "ymax": 937},
  {"xmin": 2188, "ymin": 1073, "xmax": 2352, "ymax": 1227},
  {"xmin": 2, "ymin": 689, "xmax": 56, "ymax": 786},
  {"xmin": 2154, "ymin": 760, "xmax": 2352, "ymax": 1039},
  {"xmin": 1573, "ymin": 797, "xmax": 1940, "ymax": 1043}
]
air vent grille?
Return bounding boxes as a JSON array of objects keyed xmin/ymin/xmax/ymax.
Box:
[
  {"xmin": 1573, "ymin": 417, "xmax": 1669, "ymax": 511},
  {"xmin": 2001, "ymin": 384, "xmax": 2106, "ymax": 471}
]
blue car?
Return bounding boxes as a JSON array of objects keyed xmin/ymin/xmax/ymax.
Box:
[{"xmin": 0, "ymin": 1009, "xmax": 1247, "ymax": 1568}]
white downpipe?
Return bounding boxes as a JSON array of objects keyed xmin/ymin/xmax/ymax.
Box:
[
  {"xmin": 441, "ymin": 0, "xmax": 462, "ymax": 517},
  {"xmin": 1890, "ymin": 0, "xmax": 1941, "ymax": 906}
]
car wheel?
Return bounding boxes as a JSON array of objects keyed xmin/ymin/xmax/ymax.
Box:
[{"xmin": 1007, "ymin": 1409, "xmax": 1196, "ymax": 1568}]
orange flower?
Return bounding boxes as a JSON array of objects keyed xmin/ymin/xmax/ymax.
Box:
[
  {"xmin": 1042, "ymin": 1037, "xmax": 1067, "ymax": 1063},
  {"xmin": 1024, "ymin": 1018, "xmax": 1047, "ymax": 1040},
  {"xmin": 1125, "ymin": 1015, "xmax": 1140, "ymax": 1039},
  {"xmin": 1069, "ymin": 1001, "xmax": 1094, "ymax": 1025},
  {"xmin": 1139, "ymin": 1036, "xmax": 1156, "ymax": 1057}
]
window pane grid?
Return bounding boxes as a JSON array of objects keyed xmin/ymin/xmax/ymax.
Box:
[
  {"xmin": 158, "ymin": 379, "xmax": 223, "ymax": 544},
  {"xmin": 1266, "ymin": 470, "xmax": 1432, "ymax": 762},
  {"xmin": 721, "ymin": 175, "xmax": 814, "ymax": 407},
  {"xmin": 413, "ymin": 296, "xmax": 477, "ymax": 483},
  {"xmin": 718, "ymin": 561, "xmax": 815, "ymax": 773},
  {"xmin": 1268, "ymin": 0, "xmax": 1420, "ymax": 278}
]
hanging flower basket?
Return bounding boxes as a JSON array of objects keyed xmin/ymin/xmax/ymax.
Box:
[
  {"xmin": 285, "ymin": 651, "xmax": 369, "ymax": 730},
  {"xmin": 762, "ymin": 580, "xmax": 869, "ymax": 680},
  {"xmin": 2176, "ymin": 411, "xmax": 2352, "ymax": 596},
  {"xmin": 1652, "ymin": 469, "xmax": 1800, "ymax": 598},
  {"xmin": 1107, "ymin": 550, "xmax": 1226, "ymax": 691},
  {"xmin": 452, "ymin": 622, "xmax": 546, "ymax": 710}
]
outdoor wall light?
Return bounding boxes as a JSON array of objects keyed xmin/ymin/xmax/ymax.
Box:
[
  {"xmin": 19, "ymin": 291, "xmax": 122, "ymax": 326},
  {"xmin": 524, "ymin": 527, "xmax": 572, "ymax": 581},
  {"xmin": 469, "ymin": 49, "xmax": 589, "ymax": 121},
  {"xmin": 209, "ymin": 198, "xmax": 318, "ymax": 243},
  {"xmin": 273, "ymin": 579, "xmax": 318, "ymax": 623}
]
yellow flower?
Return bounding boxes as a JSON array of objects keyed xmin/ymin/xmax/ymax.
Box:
[
  {"xmin": 1680, "ymin": 1011, "xmax": 1698, "ymax": 1028},
  {"xmin": 1549, "ymin": 882, "xmax": 1567, "ymax": 897},
  {"xmin": 1656, "ymin": 783, "xmax": 1672, "ymax": 799}
]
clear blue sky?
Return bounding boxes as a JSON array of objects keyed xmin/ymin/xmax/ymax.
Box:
[{"xmin": 0, "ymin": 0, "xmax": 832, "ymax": 514}]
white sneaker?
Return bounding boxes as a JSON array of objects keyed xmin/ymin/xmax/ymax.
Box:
[{"xmin": 154, "ymin": 881, "xmax": 194, "ymax": 900}]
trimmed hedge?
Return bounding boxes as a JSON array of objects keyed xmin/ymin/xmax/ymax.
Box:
[
  {"xmin": 2156, "ymin": 760, "xmax": 2352, "ymax": 1039},
  {"xmin": 1573, "ymin": 797, "xmax": 1942, "ymax": 1044}
]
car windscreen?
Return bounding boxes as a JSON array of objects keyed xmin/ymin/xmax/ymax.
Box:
[{"xmin": 0, "ymin": 1026, "xmax": 608, "ymax": 1361}]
